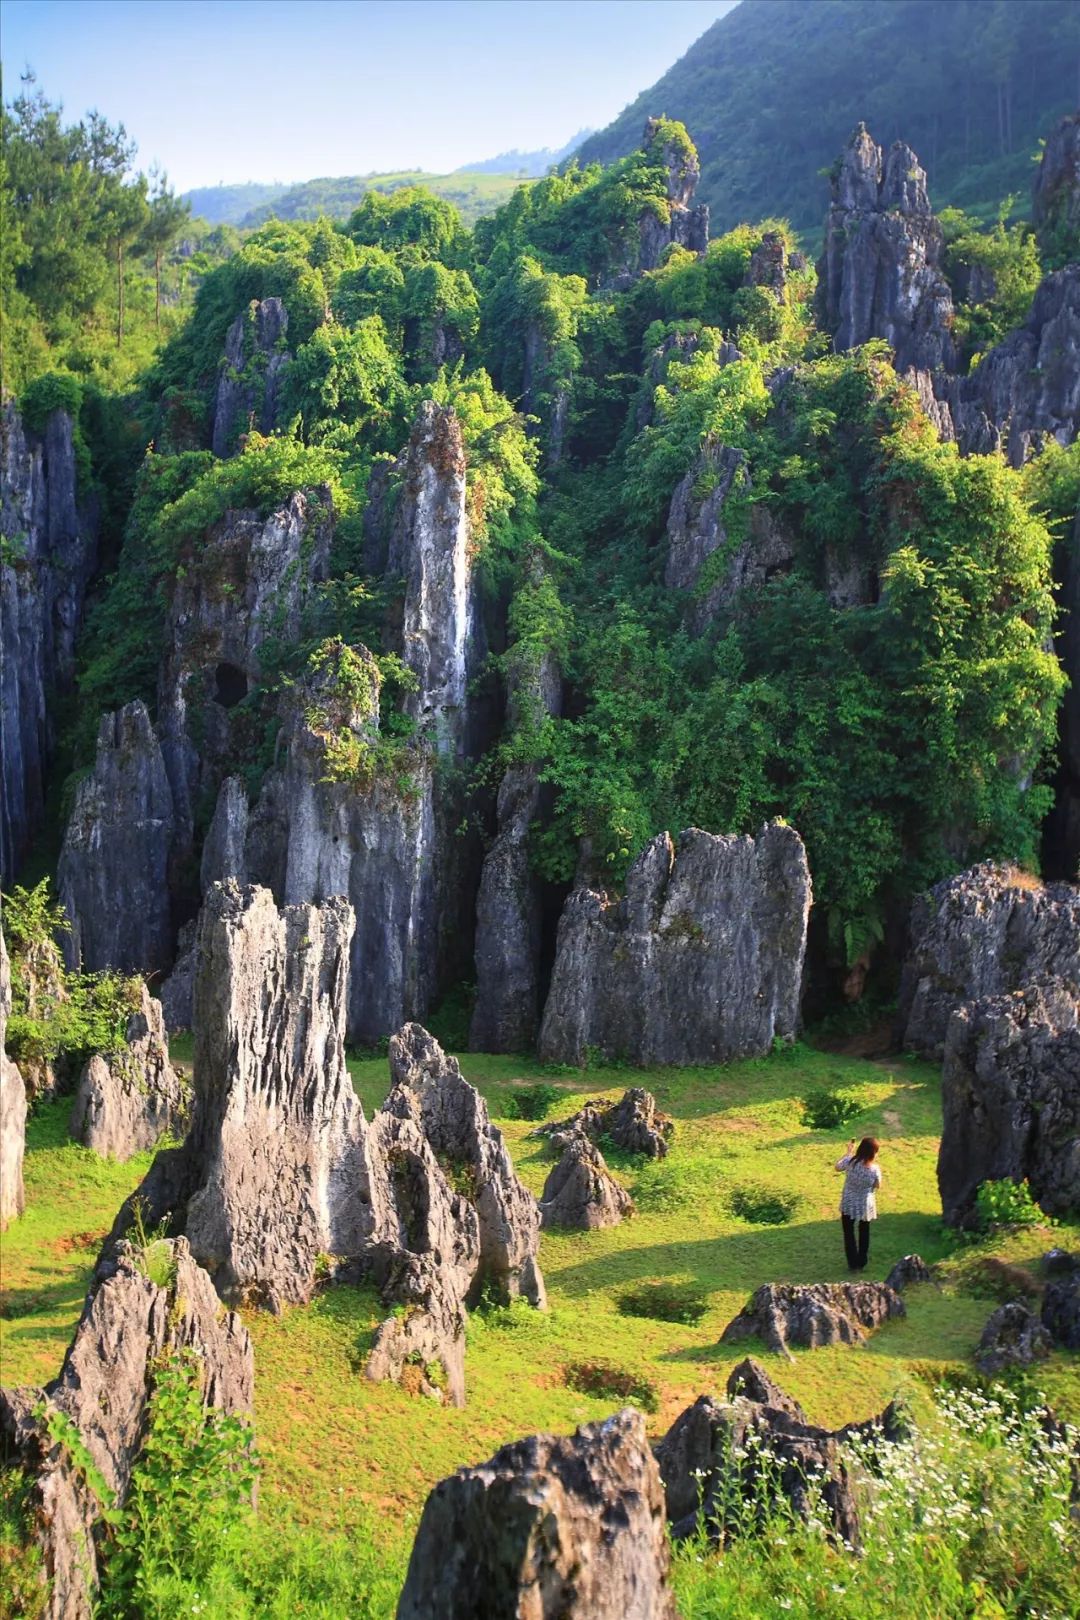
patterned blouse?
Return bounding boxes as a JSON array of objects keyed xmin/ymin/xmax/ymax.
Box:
[{"xmin": 836, "ymin": 1154, "xmax": 882, "ymax": 1221}]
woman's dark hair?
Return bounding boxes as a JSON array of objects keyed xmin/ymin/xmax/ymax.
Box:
[{"xmin": 854, "ymin": 1137, "xmax": 880, "ymax": 1163}]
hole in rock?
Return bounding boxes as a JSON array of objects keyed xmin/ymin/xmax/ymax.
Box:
[{"xmin": 213, "ymin": 661, "xmax": 248, "ymax": 709}]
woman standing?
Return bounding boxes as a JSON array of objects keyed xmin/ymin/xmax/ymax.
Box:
[{"xmin": 834, "ymin": 1137, "xmax": 882, "ymax": 1271}]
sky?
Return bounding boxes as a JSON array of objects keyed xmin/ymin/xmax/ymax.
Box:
[{"xmin": 3, "ymin": 0, "xmax": 738, "ymax": 193}]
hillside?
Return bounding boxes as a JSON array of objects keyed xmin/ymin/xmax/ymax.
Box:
[
  {"xmin": 576, "ymin": 0, "xmax": 1080, "ymax": 236},
  {"xmin": 179, "ymin": 180, "xmax": 287, "ymax": 225},
  {"xmin": 182, "ymin": 169, "xmax": 529, "ymax": 230},
  {"xmin": 454, "ymin": 129, "xmax": 592, "ymax": 176}
]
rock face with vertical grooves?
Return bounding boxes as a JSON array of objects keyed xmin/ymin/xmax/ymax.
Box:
[
  {"xmin": 0, "ymin": 1236, "xmax": 253, "ymax": 1620},
  {"xmin": 539, "ymin": 822, "xmax": 811, "ymax": 1066},
  {"xmin": 396, "ymin": 1408, "xmax": 677, "ymax": 1620},
  {"xmin": 719, "ymin": 1282, "xmax": 905, "ymax": 1360},
  {"xmin": 1, "ymin": 400, "xmax": 98, "ymax": 882},
  {"xmin": 0, "ymin": 924, "xmax": 26, "ymax": 1227},
  {"xmin": 1033, "ymin": 111, "xmax": 1080, "ymax": 262},
  {"xmin": 56, "ymin": 701, "xmax": 176, "ymax": 975},
  {"xmin": 898, "ymin": 863, "xmax": 1080, "ymax": 1059},
  {"xmin": 938, "ymin": 982, "xmax": 1080, "ymax": 1226},
  {"xmin": 70, "ymin": 986, "xmax": 190, "ymax": 1161},
  {"xmin": 211, "ymin": 295, "xmax": 290, "ymax": 457}
]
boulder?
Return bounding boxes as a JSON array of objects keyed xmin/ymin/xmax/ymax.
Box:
[
  {"xmin": 537, "ymin": 1087, "xmax": 673, "ymax": 1159},
  {"xmin": 539, "ymin": 823, "xmax": 811, "ymax": 1067},
  {"xmin": 211, "ymin": 296, "xmax": 290, "ymax": 457},
  {"xmin": 898, "ymin": 862, "xmax": 1080, "ymax": 1059},
  {"xmin": 883, "ymin": 1254, "xmax": 933, "ymax": 1293},
  {"xmin": 720, "ymin": 1282, "xmax": 905, "ymax": 1360},
  {"xmin": 974, "ymin": 1301, "xmax": 1052, "ymax": 1374},
  {"xmin": 1, "ymin": 1235, "xmax": 253, "ymax": 1620},
  {"xmin": 70, "ymin": 985, "xmax": 189, "ymax": 1160},
  {"xmin": 938, "ymin": 982, "xmax": 1080, "ymax": 1225},
  {"xmin": 540, "ymin": 1132, "xmax": 633, "ymax": 1230},
  {"xmin": 396, "ymin": 1408, "xmax": 676, "ymax": 1620},
  {"xmin": 1042, "ymin": 1274, "xmax": 1080, "ymax": 1351},
  {"xmin": 56, "ymin": 701, "xmax": 175, "ymax": 976},
  {"xmin": 1, "ymin": 924, "xmax": 26, "ymax": 1227}
]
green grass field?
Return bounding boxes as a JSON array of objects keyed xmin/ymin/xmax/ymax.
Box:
[{"xmin": 2, "ymin": 1040, "xmax": 1076, "ymax": 1586}]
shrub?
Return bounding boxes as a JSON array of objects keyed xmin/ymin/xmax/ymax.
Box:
[
  {"xmin": 973, "ymin": 1178, "xmax": 1044, "ymax": 1232},
  {"xmin": 563, "ymin": 1360, "xmax": 659, "ymax": 1413},
  {"xmin": 631, "ymin": 1158, "xmax": 715, "ymax": 1213},
  {"xmin": 500, "ymin": 1082, "xmax": 564, "ymax": 1122},
  {"xmin": 801, "ymin": 1086, "xmax": 862, "ymax": 1130},
  {"xmin": 728, "ymin": 1185, "xmax": 799, "ymax": 1225},
  {"xmin": 617, "ymin": 1280, "xmax": 709, "ymax": 1325}
]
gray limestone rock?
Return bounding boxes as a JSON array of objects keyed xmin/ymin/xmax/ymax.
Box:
[
  {"xmin": 70, "ymin": 985, "xmax": 190, "ymax": 1160},
  {"xmin": 974, "ymin": 1301, "xmax": 1053, "ymax": 1374},
  {"xmin": 158, "ymin": 919, "xmax": 196, "ymax": 1034},
  {"xmin": 540, "ymin": 1132, "xmax": 633, "ymax": 1230},
  {"xmin": 1, "ymin": 924, "xmax": 26, "ymax": 1227},
  {"xmin": 938, "ymin": 982, "xmax": 1080, "ymax": 1226},
  {"xmin": 211, "ymin": 296, "xmax": 290, "ymax": 457},
  {"xmin": 56, "ymin": 701, "xmax": 176, "ymax": 975},
  {"xmin": 1, "ymin": 401, "xmax": 98, "ymax": 881},
  {"xmin": 1045, "ymin": 508, "xmax": 1080, "ymax": 881},
  {"xmin": 664, "ymin": 441, "xmax": 751, "ymax": 628},
  {"xmin": 200, "ymin": 774, "xmax": 249, "ymax": 890},
  {"xmin": 883, "ymin": 1254, "xmax": 934, "ymax": 1293},
  {"xmin": 637, "ymin": 117, "xmax": 709, "ymax": 275},
  {"xmin": 540, "ymin": 1087, "xmax": 673, "ymax": 1160},
  {"xmin": 1034, "ymin": 112, "xmax": 1080, "ymax": 263},
  {"xmin": 720, "ymin": 1282, "xmax": 905, "ymax": 1361},
  {"xmin": 396, "ymin": 1407, "xmax": 676, "ymax": 1620},
  {"xmin": 898, "ymin": 862, "xmax": 1080, "ymax": 1059},
  {"xmin": 817, "ymin": 125, "xmax": 955, "ymax": 376},
  {"xmin": 539, "ymin": 822, "xmax": 811, "ymax": 1067},
  {"xmin": 1042, "ymin": 1274, "xmax": 1080, "ymax": 1350}
]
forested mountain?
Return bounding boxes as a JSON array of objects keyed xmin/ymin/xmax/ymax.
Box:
[
  {"xmin": 577, "ymin": 0, "xmax": 1080, "ymax": 235},
  {"xmin": 182, "ymin": 169, "xmax": 529, "ymax": 231},
  {"xmin": 454, "ymin": 130, "xmax": 592, "ymax": 176},
  {"xmin": 179, "ymin": 180, "xmax": 286, "ymax": 225}
]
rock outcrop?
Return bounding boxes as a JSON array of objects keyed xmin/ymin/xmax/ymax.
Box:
[
  {"xmin": 898, "ymin": 862, "xmax": 1080, "ymax": 1059},
  {"xmin": 663, "ymin": 440, "xmax": 753, "ymax": 629},
  {"xmin": 1, "ymin": 400, "xmax": 98, "ymax": 881},
  {"xmin": 636, "ymin": 117, "xmax": 709, "ymax": 275},
  {"xmin": 540, "ymin": 1132, "xmax": 633, "ymax": 1230},
  {"xmin": 70, "ymin": 985, "xmax": 189, "ymax": 1160},
  {"xmin": 883, "ymin": 1253, "xmax": 933, "ymax": 1293},
  {"xmin": 1034, "ymin": 112, "xmax": 1080, "ymax": 263},
  {"xmin": 817, "ymin": 124, "xmax": 955, "ymax": 376},
  {"xmin": 211, "ymin": 296, "xmax": 290, "ymax": 458},
  {"xmin": 938, "ymin": 982, "xmax": 1080, "ymax": 1225},
  {"xmin": 539, "ymin": 823, "xmax": 811, "ymax": 1067},
  {"xmin": 1, "ymin": 1236, "xmax": 253, "ymax": 1620},
  {"xmin": 396, "ymin": 1408, "xmax": 676, "ymax": 1620},
  {"xmin": 720, "ymin": 1282, "xmax": 905, "ymax": 1360},
  {"xmin": 158, "ymin": 919, "xmax": 196, "ymax": 1033},
  {"xmin": 974, "ymin": 1301, "xmax": 1053, "ymax": 1374},
  {"xmin": 1, "ymin": 924, "xmax": 26, "ymax": 1227},
  {"xmin": 56, "ymin": 702, "xmax": 176, "ymax": 975},
  {"xmin": 539, "ymin": 1087, "xmax": 674, "ymax": 1160},
  {"xmin": 1045, "ymin": 508, "xmax": 1080, "ymax": 881},
  {"xmin": 1042, "ymin": 1273, "xmax": 1080, "ymax": 1350}
]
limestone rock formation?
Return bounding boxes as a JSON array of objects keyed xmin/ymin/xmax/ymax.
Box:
[
  {"xmin": 720, "ymin": 1282, "xmax": 905, "ymax": 1360},
  {"xmin": 211, "ymin": 296, "xmax": 290, "ymax": 457},
  {"xmin": 636, "ymin": 117, "xmax": 709, "ymax": 276},
  {"xmin": 1042, "ymin": 1274, "xmax": 1080, "ymax": 1350},
  {"xmin": 540, "ymin": 1087, "xmax": 673, "ymax": 1160},
  {"xmin": 884, "ymin": 1254, "xmax": 933, "ymax": 1293},
  {"xmin": 1, "ymin": 1236, "xmax": 253, "ymax": 1620},
  {"xmin": 656, "ymin": 1359, "xmax": 873, "ymax": 1546},
  {"xmin": 1, "ymin": 924, "xmax": 26, "ymax": 1227},
  {"xmin": 1033, "ymin": 112, "xmax": 1080, "ymax": 262},
  {"xmin": 817, "ymin": 124, "xmax": 955, "ymax": 376},
  {"xmin": 1045, "ymin": 508, "xmax": 1080, "ymax": 880},
  {"xmin": 386, "ymin": 1023, "xmax": 545, "ymax": 1306},
  {"xmin": 975, "ymin": 1301, "xmax": 1053, "ymax": 1374},
  {"xmin": 158, "ymin": 919, "xmax": 196, "ymax": 1033},
  {"xmin": 539, "ymin": 822, "xmax": 811, "ymax": 1067},
  {"xmin": 56, "ymin": 701, "xmax": 176, "ymax": 975},
  {"xmin": 396, "ymin": 1408, "xmax": 676, "ymax": 1620},
  {"xmin": 70, "ymin": 985, "xmax": 189, "ymax": 1160},
  {"xmin": 540, "ymin": 1132, "xmax": 633, "ymax": 1230},
  {"xmin": 664, "ymin": 440, "xmax": 752, "ymax": 629},
  {"xmin": 938, "ymin": 982, "xmax": 1080, "ymax": 1225},
  {"xmin": 1, "ymin": 400, "xmax": 98, "ymax": 881},
  {"xmin": 898, "ymin": 862, "xmax": 1080, "ymax": 1059}
]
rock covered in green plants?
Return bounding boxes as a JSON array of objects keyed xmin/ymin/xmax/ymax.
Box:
[
  {"xmin": 539, "ymin": 823, "xmax": 811, "ymax": 1067},
  {"xmin": 539, "ymin": 1130, "xmax": 633, "ymax": 1231},
  {"xmin": 719, "ymin": 1281, "xmax": 905, "ymax": 1361},
  {"xmin": 0, "ymin": 923, "xmax": 26, "ymax": 1228},
  {"xmin": 537, "ymin": 1086, "xmax": 673, "ymax": 1159},
  {"xmin": 211, "ymin": 295, "xmax": 291, "ymax": 458},
  {"xmin": 974, "ymin": 1300, "xmax": 1053, "ymax": 1374},
  {"xmin": 396, "ymin": 1407, "xmax": 676, "ymax": 1620},
  {"xmin": 69, "ymin": 983, "xmax": 189, "ymax": 1161},
  {"xmin": 1034, "ymin": 112, "xmax": 1080, "ymax": 267}
]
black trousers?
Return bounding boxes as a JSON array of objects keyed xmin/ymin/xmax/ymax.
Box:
[{"xmin": 842, "ymin": 1214, "xmax": 870, "ymax": 1270}]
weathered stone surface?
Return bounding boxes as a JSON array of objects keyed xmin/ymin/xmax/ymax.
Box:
[
  {"xmin": 884, "ymin": 1254, "xmax": 933, "ymax": 1293},
  {"xmin": 211, "ymin": 296, "xmax": 290, "ymax": 457},
  {"xmin": 1044, "ymin": 507, "xmax": 1080, "ymax": 881},
  {"xmin": 56, "ymin": 701, "xmax": 175, "ymax": 975},
  {"xmin": 539, "ymin": 822, "xmax": 811, "ymax": 1067},
  {"xmin": 975, "ymin": 1301, "xmax": 1052, "ymax": 1374},
  {"xmin": 938, "ymin": 982, "xmax": 1080, "ymax": 1225},
  {"xmin": 898, "ymin": 862, "xmax": 1080, "ymax": 1059},
  {"xmin": 1, "ymin": 401, "xmax": 98, "ymax": 882},
  {"xmin": 656, "ymin": 1359, "xmax": 869, "ymax": 1546},
  {"xmin": 817, "ymin": 125, "xmax": 955, "ymax": 376},
  {"xmin": 720, "ymin": 1282, "xmax": 905, "ymax": 1360},
  {"xmin": 158, "ymin": 919, "xmax": 196, "ymax": 1034},
  {"xmin": 0, "ymin": 924, "xmax": 26, "ymax": 1227},
  {"xmin": 1042, "ymin": 1274, "xmax": 1080, "ymax": 1350},
  {"xmin": 541, "ymin": 1087, "xmax": 673, "ymax": 1161},
  {"xmin": 540, "ymin": 1132, "xmax": 633, "ymax": 1230},
  {"xmin": 636, "ymin": 117, "xmax": 709, "ymax": 276},
  {"xmin": 664, "ymin": 441, "xmax": 752, "ymax": 629},
  {"xmin": 397, "ymin": 1407, "xmax": 676, "ymax": 1620},
  {"xmin": 70, "ymin": 986, "xmax": 189, "ymax": 1160},
  {"xmin": 1, "ymin": 1236, "xmax": 253, "ymax": 1620},
  {"xmin": 386, "ymin": 1023, "xmax": 545, "ymax": 1306},
  {"xmin": 1033, "ymin": 112, "xmax": 1080, "ymax": 262},
  {"xmin": 201, "ymin": 774, "xmax": 250, "ymax": 890}
]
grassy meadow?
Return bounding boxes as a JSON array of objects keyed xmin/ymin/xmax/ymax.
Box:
[{"xmin": 2, "ymin": 1038, "xmax": 1077, "ymax": 1609}]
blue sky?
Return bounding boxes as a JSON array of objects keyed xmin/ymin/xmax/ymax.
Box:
[{"xmin": 3, "ymin": 0, "xmax": 737, "ymax": 191}]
